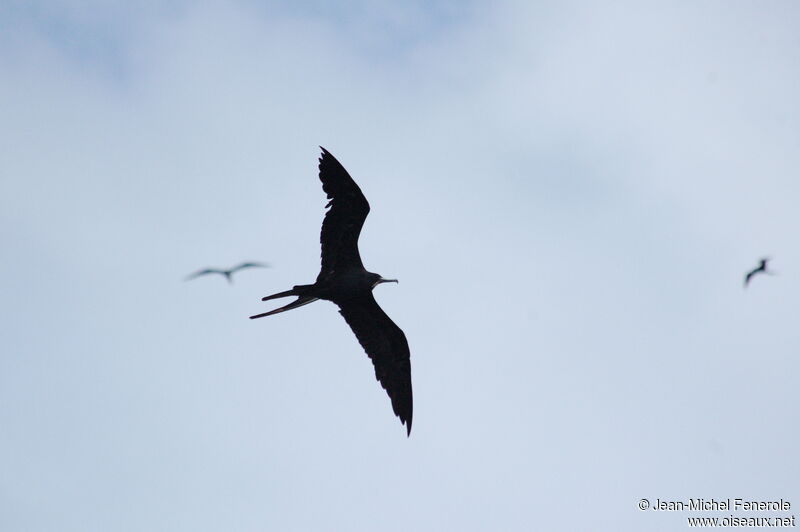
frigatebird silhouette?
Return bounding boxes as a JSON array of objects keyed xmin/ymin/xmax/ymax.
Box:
[
  {"xmin": 185, "ymin": 262, "xmax": 269, "ymax": 284},
  {"xmin": 744, "ymin": 257, "xmax": 773, "ymax": 287},
  {"xmin": 250, "ymin": 148, "xmax": 412, "ymax": 435}
]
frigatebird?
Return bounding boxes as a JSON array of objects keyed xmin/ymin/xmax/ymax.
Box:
[
  {"xmin": 744, "ymin": 257, "xmax": 773, "ymax": 287},
  {"xmin": 250, "ymin": 148, "xmax": 412, "ymax": 435},
  {"xmin": 185, "ymin": 262, "xmax": 269, "ymax": 284}
]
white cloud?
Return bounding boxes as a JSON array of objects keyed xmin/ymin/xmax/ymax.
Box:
[{"xmin": 1, "ymin": 2, "xmax": 798, "ymax": 530}]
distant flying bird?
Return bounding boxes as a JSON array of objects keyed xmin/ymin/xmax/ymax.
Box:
[
  {"xmin": 250, "ymin": 147, "xmax": 412, "ymax": 435},
  {"xmin": 744, "ymin": 257, "xmax": 773, "ymax": 287},
  {"xmin": 185, "ymin": 262, "xmax": 269, "ymax": 284}
]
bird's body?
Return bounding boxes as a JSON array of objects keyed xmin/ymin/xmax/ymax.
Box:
[
  {"xmin": 744, "ymin": 257, "xmax": 772, "ymax": 287},
  {"xmin": 185, "ymin": 262, "xmax": 268, "ymax": 283},
  {"xmin": 250, "ymin": 148, "xmax": 413, "ymax": 435}
]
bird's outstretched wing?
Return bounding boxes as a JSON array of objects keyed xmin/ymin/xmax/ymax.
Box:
[
  {"xmin": 336, "ymin": 294, "xmax": 413, "ymax": 435},
  {"xmin": 185, "ymin": 268, "xmax": 223, "ymax": 281},
  {"xmin": 744, "ymin": 258, "xmax": 770, "ymax": 287},
  {"xmin": 317, "ymin": 147, "xmax": 370, "ymax": 280},
  {"xmin": 230, "ymin": 262, "xmax": 269, "ymax": 273}
]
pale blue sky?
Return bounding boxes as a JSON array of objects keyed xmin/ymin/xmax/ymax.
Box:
[{"xmin": 1, "ymin": 2, "xmax": 798, "ymax": 531}]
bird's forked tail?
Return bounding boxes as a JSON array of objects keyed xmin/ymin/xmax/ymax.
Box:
[{"xmin": 249, "ymin": 285, "xmax": 318, "ymax": 319}]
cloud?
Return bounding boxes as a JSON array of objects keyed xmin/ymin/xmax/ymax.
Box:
[{"xmin": 1, "ymin": 2, "xmax": 798, "ymax": 530}]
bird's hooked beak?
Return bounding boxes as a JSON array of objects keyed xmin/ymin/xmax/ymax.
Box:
[{"xmin": 374, "ymin": 277, "xmax": 399, "ymax": 287}]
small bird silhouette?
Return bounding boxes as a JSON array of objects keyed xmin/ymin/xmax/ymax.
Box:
[
  {"xmin": 185, "ymin": 262, "xmax": 269, "ymax": 284},
  {"xmin": 744, "ymin": 257, "xmax": 773, "ymax": 287}
]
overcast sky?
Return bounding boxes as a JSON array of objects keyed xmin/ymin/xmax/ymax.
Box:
[{"xmin": 1, "ymin": 1, "xmax": 798, "ymax": 531}]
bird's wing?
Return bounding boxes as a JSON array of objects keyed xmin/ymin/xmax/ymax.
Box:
[
  {"xmin": 336, "ymin": 294, "xmax": 413, "ymax": 435},
  {"xmin": 185, "ymin": 268, "xmax": 222, "ymax": 280},
  {"xmin": 230, "ymin": 262, "xmax": 269, "ymax": 273},
  {"xmin": 317, "ymin": 147, "xmax": 370, "ymax": 280}
]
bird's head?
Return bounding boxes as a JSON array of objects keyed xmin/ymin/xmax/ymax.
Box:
[{"xmin": 371, "ymin": 274, "xmax": 398, "ymax": 289}]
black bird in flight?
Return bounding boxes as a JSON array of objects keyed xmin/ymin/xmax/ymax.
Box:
[
  {"xmin": 250, "ymin": 147, "xmax": 412, "ymax": 435},
  {"xmin": 185, "ymin": 262, "xmax": 269, "ymax": 284},
  {"xmin": 744, "ymin": 257, "xmax": 773, "ymax": 287}
]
